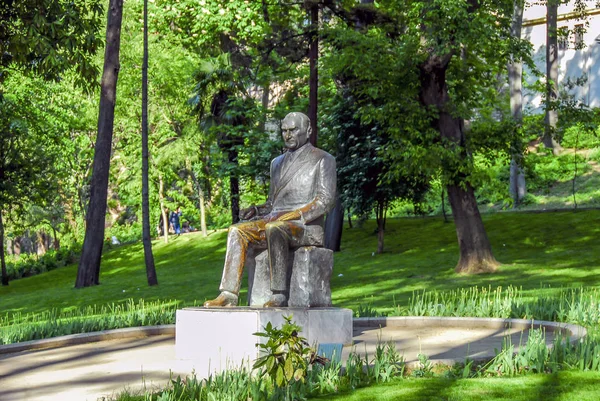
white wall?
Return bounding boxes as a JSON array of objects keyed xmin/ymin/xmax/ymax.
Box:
[{"xmin": 522, "ymin": 2, "xmax": 600, "ymax": 112}]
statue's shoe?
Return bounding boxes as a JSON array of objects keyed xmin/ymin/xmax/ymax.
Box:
[
  {"xmin": 203, "ymin": 291, "xmax": 238, "ymax": 307},
  {"xmin": 263, "ymin": 293, "xmax": 287, "ymax": 307}
]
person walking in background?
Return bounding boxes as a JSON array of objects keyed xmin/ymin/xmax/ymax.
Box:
[{"xmin": 170, "ymin": 207, "xmax": 182, "ymax": 235}]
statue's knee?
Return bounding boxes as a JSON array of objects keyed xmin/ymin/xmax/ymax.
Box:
[
  {"xmin": 265, "ymin": 221, "xmax": 284, "ymax": 235},
  {"xmin": 228, "ymin": 225, "xmax": 242, "ymax": 239}
]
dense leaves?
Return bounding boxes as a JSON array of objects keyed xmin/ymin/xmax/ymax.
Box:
[{"xmin": 0, "ymin": 0, "xmax": 104, "ymax": 88}]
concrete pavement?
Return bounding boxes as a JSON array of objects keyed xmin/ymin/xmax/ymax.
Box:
[{"xmin": 0, "ymin": 317, "xmax": 585, "ymax": 401}]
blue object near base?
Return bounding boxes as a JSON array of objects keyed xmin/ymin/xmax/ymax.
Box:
[{"xmin": 317, "ymin": 343, "xmax": 343, "ymax": 364}]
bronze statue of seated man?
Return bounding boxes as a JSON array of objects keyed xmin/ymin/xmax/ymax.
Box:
[{"xmin": 204, "ymin": 112, "xmax": 336, "ymax": 308}]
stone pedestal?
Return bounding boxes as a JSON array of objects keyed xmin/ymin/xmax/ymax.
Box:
[
  {"xmin": 247, "ymin": 246, "xmax": 333, "ymax": 307},
  {"xmin": 289, "ymin": 247, "xmax": 333, "ymax": 307},
  {"xmin": 175, "ymin": 307, "xmax": 352, "ymax": 376}
]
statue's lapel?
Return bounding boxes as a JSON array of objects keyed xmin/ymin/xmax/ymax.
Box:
[{"xmin": 274, "ymin": 144, "xmax": 314, "ymax": 198}]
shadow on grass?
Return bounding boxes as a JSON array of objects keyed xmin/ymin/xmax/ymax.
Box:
[
  {"xmin": 3, "ymin": 210, "xmax": 600, "ymax": 321},
  {"xmin": 330, "ymin": 210, "xmax": 600, "ymax": 311}
]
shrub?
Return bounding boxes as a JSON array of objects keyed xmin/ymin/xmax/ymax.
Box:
[
  {"xmin": 4, "ymin": 243, "xmax": 80, "ymax": 281},
  {"xmin": 560, "ymin": 123, "xmax": 600, "ymax": 149},
  {"xmin": 526, "ymin": 152, "xmax": 590, "ymax": 192}
]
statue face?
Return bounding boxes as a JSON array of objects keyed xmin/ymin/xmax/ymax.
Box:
[{"xmin": 281, "ymin": 115, "xmax": 309, "ymax": 151}]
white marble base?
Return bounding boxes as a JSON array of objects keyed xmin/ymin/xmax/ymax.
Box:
[{"xmin": 175, "ymin": 307, "xmax": 353, "ymax": 376}]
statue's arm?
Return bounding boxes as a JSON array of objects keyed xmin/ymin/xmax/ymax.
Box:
[{"xmin": 277, "ymin": 154, "xmax": 336, "ymax": 223}]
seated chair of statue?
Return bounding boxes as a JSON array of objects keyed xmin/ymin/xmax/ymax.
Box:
[{"xmin": 245, "ymin": 216, "xmax": 334, "ymax": 308}]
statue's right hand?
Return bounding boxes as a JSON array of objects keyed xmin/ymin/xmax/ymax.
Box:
[{"xmin": 240, "ymin": 206, "xmax": 257, "ymax": 221}]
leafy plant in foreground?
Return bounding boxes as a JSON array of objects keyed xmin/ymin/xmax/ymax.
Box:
[{"xmin": 253, "ymin": 315, "xmax": 313, "ymax": 391}]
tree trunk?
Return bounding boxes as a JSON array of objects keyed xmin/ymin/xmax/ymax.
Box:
[
  {"xmin": 446, "ymin": 184, "xmax": 498, "ymax": 273},
  {"xmin": 188, "ymin": 170, "xmax": 207, "ymax": 236},
  {"xmin": 347, "ymin": 208, "xmax": 353, "ymax": 228},
  {"xmin": 441, "ymin": 188, "xmax": 449, "ymax": 223},
  {"xmin": 509, "ymin": 0, "xmax": 526, "ymax": 207},
  {"xmin": 141, "ymin": 0, "xmax": 158, "ymax": 286},
  {"xmin": 324, "ymin": 197, "xmax": 343, "ymax": 251},
  {"xmin": 419, "ymin": 55, "xmax": 499, "ymax": 274},
  {"xmin": 543, "ymin": 0, "xmax": 561, "ymax": 155},
  {"xmin": 260, "ymin": 82, "xmax": 270, "ymax": 132},
  {"xmin": 509, "ymin": 158, "xmax": 526, "ymax": 206},
  {"xmin": 51, "ymin": 226, "xmax": 59, "ymax": 249},
  {"xmin": 376, "ymin": 200, "xmax": 385, "ymax": 254},
  {"xmin": 158, "ymin": 174, "xmax": 168, "ymax": 243},
  {"xmin": 75, "ymin": 0, "xmax": 123, "ymax": 288},
  {"xmin": 197, "ymin": 180, "xmax": 208, "ymax": 237},
  {"xmin": 308, "ymin": 3, "xmax": 318, "ymax": 145},
  {"xmin": 229, "ymin": 148, "xmax": 240, "ymax": 224},
  {"xmin": 0, "ymin": 210, "xmax": 8, "ymax": 286}
]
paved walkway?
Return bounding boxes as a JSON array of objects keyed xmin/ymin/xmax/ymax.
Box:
[{"xmin": 0, "ymin": 318, "xmax": 583, "ymax": 401}]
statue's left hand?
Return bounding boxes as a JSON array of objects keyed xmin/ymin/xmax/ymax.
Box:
[
  {"xmin": 240, "ymin": 206, "xmax": 257, "ymax": 221},
  {"xmin": 276, "ymin": 210, "xmax": 302, "ymax": 221}
]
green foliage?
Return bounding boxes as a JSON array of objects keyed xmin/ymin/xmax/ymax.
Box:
[
  {"xmin": 412, "ymin": 354, "xmax": 434, "ymax": 378},
  {"xmin": 0, "ymin": 71, "xmax": 97, "ymax": 283},
  {"xmin": 0, "ymin": 299, "xmax": 180, "ymax": 344},
  {"xmin": 481, "ymin": 330, "xmax": 600, "ymax": 377},
  {"xmin": 253, "ymin": 316, "xmax": 313, "ymax": 390},
  {"xmin": 560, "ymin": 123, "xmax": 600, "ymax": 149},
  {"xmin": 329, "ymin": 94, "xmax": 429, "ymax": 226},
  {"xmin": 4, "ymin": 244, "xmax": 80, "ymax": 281},
  {"xmin": 107, "ymin": 221, "xmax": 143, "ymax": 244},
  {"xmin": 403, "ymin": 286, "xmax": 600, "ymax": 327},
  {"xmin": 0, "ymin": 86, "xmax": 61, "ymax": 209},
  {"xmin": 371, "ymin": 342, "xmax": 405, "ymax": 382},
  {"xmin": 0, "ymin": 0, "xmax": 104, "ymax": 88},
  {"xmin": 125, "ymin": 341, "xmax": 404, "ymax": 401},
  {"xmin": 526, "ymin": 152, "xmax": 590, "ymax": 193},
  {"xmin": 471, "ymin": 154, "xmax": 512, "ymax": 206},
  {"xmin": 319, "ymin": 0, "xmax": 529, "ymax": 190},
  {"xmin": 354, "ymin": 301, "xmax": 388, "ymax": 318}
]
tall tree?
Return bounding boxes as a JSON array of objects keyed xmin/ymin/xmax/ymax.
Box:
[
  {"xmin": 76, "ymin": 0, "xmax": 124, "ymax": 288},
  {"xmin": 141, "ymin": 0, "xmax": 158, "ymax": 286},
  {"xmin": 415, "ymin": 14, "xmax": 499, "ymax": 274},
  {"xmin": 320, "ymin": 0, "xmax": 526, "ymax": 273},
  {"xmin": 508, "ymin": 0, "xmax": 526, "ymax": 207},
  {"xmin": 308, "ymin": 1, "xmax": 319, "ymax": 145},
  {"xmin": 542, "ymin": 0, "xmax": 562, "ymax": 155},
  {"xmin": 330, "ymin": 95, "xmax": 428, "ymax": 254}
]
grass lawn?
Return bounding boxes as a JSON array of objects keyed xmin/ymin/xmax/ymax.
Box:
[
  {"xmin": 3, "ymin": 209, "xmax": 600, "ymax": 401},
  {"xmin": 313, "ymin": 371, "xmax": 600, "ymax": 401},
  {"xmin": 1, "ymin": 209, "xmax": 600, "ymax": 317}
]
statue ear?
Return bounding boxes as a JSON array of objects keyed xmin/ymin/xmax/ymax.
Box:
[{"xmin": 306, "ymin": 123, "xmax": 313, "ymax": 138}]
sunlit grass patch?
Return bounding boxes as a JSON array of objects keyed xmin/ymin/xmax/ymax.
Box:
[{"xmin": 1, "ymin": 210, "xmax": 600, "ymax": 343}]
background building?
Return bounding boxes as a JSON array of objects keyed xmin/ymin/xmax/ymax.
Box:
[{"xmin": 523, "ymin": 2, "xmax": 600, "ymax": 110}]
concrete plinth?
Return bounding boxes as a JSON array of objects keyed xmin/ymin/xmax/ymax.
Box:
[
  {"xmin": 175, "ymin": 307, "xmax": 352, "ymax": 376},
  {"xmin": 247, "ymin": 246, "xmax": 333, "ymax": 307}
]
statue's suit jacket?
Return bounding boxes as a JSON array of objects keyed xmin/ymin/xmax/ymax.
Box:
[{"xmin": 265, "ymin": 142, "xmax": 336, "ymax": 227}]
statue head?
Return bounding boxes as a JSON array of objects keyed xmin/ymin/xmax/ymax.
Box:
[{"xmin": 281, "ymin": 112, "xmax": 312, "ymax": 151}]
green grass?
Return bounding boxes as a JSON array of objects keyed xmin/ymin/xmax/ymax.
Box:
[
  {"xmin": 2, "ymin": 209, "xmax": 600, "ymax": 319},
  {"xmin": 313, "ymin": 371, "xmax": 600, "ymax": 401},
  {"xmin": 4, "ymin": 210, "xmax": 600, "ymax": 400}
]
